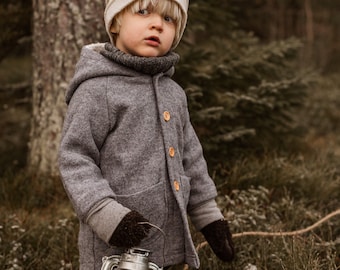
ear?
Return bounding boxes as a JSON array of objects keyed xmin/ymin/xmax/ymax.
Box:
[{"xmin": 110, "ymin": 23, "xmax": 118, "ymax": 34}]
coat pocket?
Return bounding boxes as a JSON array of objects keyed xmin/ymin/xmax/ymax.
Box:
[{"xmin": 115, "ymin": 181, "xmax": 167, "ymax": 244}]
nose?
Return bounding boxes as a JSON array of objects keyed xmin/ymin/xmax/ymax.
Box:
[{"xmin": 149, "ymin": 14, "xmax": 163, "ymax": 32}]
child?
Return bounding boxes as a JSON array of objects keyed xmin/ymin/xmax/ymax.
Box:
[{"xmin": 58, "ymin": 0, "xmax": 235, "ymax": 269}]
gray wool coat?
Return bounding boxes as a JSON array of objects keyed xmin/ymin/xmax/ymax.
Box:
[{"xmin": 59, "ymin": 43, "xmax": 223, "ymax": 269}]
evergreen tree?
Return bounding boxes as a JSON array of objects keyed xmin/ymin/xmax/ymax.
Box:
[{"xmin": 175, "ymin": 0, "xmax": 310, "ymax": 168}]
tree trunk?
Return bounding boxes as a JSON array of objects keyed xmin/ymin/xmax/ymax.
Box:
[{"xmin": 29, "ymin": 0, "xmax": 106, "ymax": 177}]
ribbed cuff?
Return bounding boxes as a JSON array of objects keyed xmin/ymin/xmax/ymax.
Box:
[
  {"xmin": 86, "ymin": 198, "xmax": 131, "ymax": 243},
  {"xmin": 188, "ymin": 199, "xmax": 224, "ymax": 231}
]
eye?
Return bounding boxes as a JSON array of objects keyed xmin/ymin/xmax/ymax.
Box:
[
  {"xmin": 164, "ymin": 15, "xmax": 174, "ymax": 23},
  {"xmin": 137, "ymin": 9, "xmax": 149, "ymax": 15}
]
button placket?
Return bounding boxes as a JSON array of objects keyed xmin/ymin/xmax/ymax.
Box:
[
  {"xmin": 163, "ymin": 110, "xmax": 179, "ymax": 192},
  {"xmin": 152, "ymin": 77, "xmax": 179, "ymax": 195}
]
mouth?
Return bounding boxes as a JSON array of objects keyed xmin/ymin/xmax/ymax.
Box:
[{"xmin": 145, "ymin": 36, "xmax": 160, "ymax": 44}]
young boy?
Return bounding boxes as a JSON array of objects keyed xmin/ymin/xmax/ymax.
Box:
[{"xmin": 59, "ymin": 0, "xmax": 235, "ymax": 269}]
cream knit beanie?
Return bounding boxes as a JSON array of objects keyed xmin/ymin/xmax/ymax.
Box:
[{"xmin": 104, "ymin": 0, "xmax": 189, "ymax": 49}]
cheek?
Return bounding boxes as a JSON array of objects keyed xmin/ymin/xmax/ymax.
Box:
[
  {"xmin": 168, "ymin": 26, "xmax": 176, "ymax": 39},
  {"xmin": 166, "ymin": 29, "xmax": 176, "ymax": 46},
  {"xmin": 120, "ymin": 29, "xmax": 138, "ymax": 44}
]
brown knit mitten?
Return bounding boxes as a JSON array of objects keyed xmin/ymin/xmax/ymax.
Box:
[
  {"xmin": 109, "ymin": 210, "xmax": 151, "ymax": 248},
  {"xmin": 201, "ymin": 219, "xmax": 235, "ymax": 262}
]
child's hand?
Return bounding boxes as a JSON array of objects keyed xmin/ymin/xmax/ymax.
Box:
[
  {"xmin": 201, "ymin": 219, "xmax": 235, "ymax": 262},
  {"xmin": 109, "ymin": 210, "xmax": 151, "ymax": 248}
]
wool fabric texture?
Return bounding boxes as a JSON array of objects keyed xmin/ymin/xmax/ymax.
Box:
[
  {"xmin": 104, "ymin": 0, "xmax": 189, "ymax": 48},
  {"xmin": 201, "ymin": 219, "xmax": 235, "ymax": 262},
  {"xmin": 59, "ymin": 43, "xmax": 223, "ymax": 269},
  {"xmin": 101, "ymin": 43, "xmax": 180, "ymax": 75}
]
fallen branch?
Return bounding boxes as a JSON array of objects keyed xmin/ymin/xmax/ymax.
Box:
[{"xmin": 232, "ymin": 208, "xmax": 340, "ymax": 238}]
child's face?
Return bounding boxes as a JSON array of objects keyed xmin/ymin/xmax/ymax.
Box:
[{"xmin": 113, "ymin": 7, "xmax": 176, "ymax": 57}]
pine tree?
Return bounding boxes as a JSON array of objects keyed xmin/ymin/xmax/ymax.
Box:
[{"xmin": 175, "ymin": 0, "xmax": 310, "ymax": 167}]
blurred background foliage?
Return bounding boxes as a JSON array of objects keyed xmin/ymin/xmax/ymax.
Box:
[
  {"xmin": 0, "ymin": 0, "xmax": 32, "ymax": 61},
  {"xmin": 0, "ymin": 0, "xmax": 339, "ymax": 269},
  {"xmin": 175, "ymin": 0, "xmax": 315, "ymax": 174}
]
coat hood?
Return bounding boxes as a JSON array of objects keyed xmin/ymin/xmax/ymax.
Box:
[{"xmin": 66, "ymin": 43, "xmax": 179, "ymax": 104}]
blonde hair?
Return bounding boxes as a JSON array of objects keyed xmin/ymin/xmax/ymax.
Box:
[{"xmin": 111, "ymin": 0, "xmax": 184, "ymax": 48}]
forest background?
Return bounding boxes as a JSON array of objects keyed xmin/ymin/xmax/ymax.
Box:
[{"xmin": 0, "ymin": 0, "xmax": 339, "ymax": 269}]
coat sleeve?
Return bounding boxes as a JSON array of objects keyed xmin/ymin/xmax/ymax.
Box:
[
  {"xmin": 181, "ymin": 98, "xmax": 223, "ymax": 228},
  {"xmin": 58, "ymin": 79, "xmax": 130, "ymax": 241}
]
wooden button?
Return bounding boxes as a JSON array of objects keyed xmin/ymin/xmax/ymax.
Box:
[
  {"xmin": 174, "ymin": 180, "xmax": 180, "ymax": 191},
  {"xmin": 169, "ymin": 147, "xmax": 175, "ymax": 157},
  {"xmin": 163, "ymin": 111, "xmax": 171, "ymax": 122}
]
